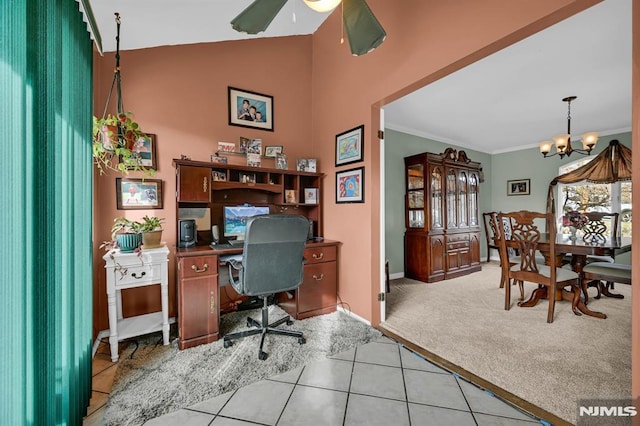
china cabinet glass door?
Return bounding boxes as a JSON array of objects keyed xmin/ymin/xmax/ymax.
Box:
[
  {"xmin": 469, "ymin": 172, "xmax": 478, "ymax": 226},
  {"xmin": 430, "ymin": 166, "xmax": 443, "ymax": 228},
  {"xmin": 458, "ymin": 171, "xmax": 468, "ymax": 227},
  {"xmin": 407, "ymin": 164, "xmax": 425, "ymax": 228},
  {"xmin": 446, "ymin": 170, "xmax": 457, "ymax": 228}
]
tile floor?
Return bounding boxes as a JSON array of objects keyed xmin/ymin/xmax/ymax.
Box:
[{"xmin": 126, "ymin": 337, "xmax": 545, "ymax": 426}]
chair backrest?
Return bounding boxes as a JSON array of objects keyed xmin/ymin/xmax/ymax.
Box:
[
  {"xmin": 582, "ymin": 212, "xmax": 620, "ymax": 243},
  {"xmin": 238, "ymin": 214, "xmax": 309, "ymax": 297},
  {"xmin": 497, "ymin": 210, "xmax": 556, "ymax": 279},
  {"xmin": 482, "ymin": 212, "xmax": 499, "ymax": 246}
]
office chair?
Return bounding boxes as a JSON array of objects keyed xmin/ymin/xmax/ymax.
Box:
[{"xmin": 220, "ymin": 214, "xmax": 309, "ymax": 360}]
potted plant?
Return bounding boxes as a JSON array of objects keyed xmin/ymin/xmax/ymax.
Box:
[
  {"xmin": 139, "ymin": 215, "xmax": 165, "ymax": 248},
  {"xmin": 110, "ymin": 216, "xmax": 143, "ymax": 253},
  {"xmin": 93, "ymin": 112, "xmax": 156, "ymax": 176}
]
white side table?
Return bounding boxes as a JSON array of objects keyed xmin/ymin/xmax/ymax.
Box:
[{"xmin": 103, "ymin": 246, "xmax": 170, "ymax": 362}]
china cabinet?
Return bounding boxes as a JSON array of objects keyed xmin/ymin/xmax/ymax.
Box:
[{"xmin": 404, "ymin": 148, "xmax": 481, "ymax": 282}]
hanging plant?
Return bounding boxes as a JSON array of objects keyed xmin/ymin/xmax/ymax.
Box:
[
  {"xmin": 93, "ymin": 13, "xmax": 155, "ymax": 176},
  {"xmin": 93, "ymin": 112, "xmax": 153, "ymax": 175}
]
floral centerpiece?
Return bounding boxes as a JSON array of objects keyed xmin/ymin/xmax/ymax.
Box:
[{"xmin": 562, "ymin": 211, "xmax": 589, "ymax": 229}]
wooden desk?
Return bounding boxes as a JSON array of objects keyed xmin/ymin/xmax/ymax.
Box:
[
  {"xmin": 519, "ymin": 235, "xmax": 631, "ymax": 319},
  {"xmin": 174, "ymin": 240, "xmax": 339, "ymax": 350}
]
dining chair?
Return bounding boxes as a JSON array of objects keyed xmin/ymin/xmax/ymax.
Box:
[
  {"xmin": 582, "ymin": 212, "xmax": 620, "ymax": 300},
  {"xmin": 482, "ymin": 212, "xmax": 500, "ymax": 263},
  {"xmin": 497, "ymin": 210, "xmax": 581, "ymax": 323}
]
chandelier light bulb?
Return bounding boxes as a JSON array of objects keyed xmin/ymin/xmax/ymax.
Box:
[
  {"xmin": 554, "ymin": 134, "xmax": 570, "ymax": 153},
  {"xmin": 581, "ymin": 132, "xmax": 599, "ymax": 150},
  {"xmin": 539, "ymin": 141, "xmax": 553, "ymax": 155},
  {"xmin": 303, "ymin": 0, "xmax": 342, "ymax": 13}
]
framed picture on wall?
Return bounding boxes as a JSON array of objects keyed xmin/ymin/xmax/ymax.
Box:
[
  {"xmin": 335, "ymin": 124, "xmax": 364, "ymax": 167},
  {"xmin": 126, "ymin": 133, "xmax": 157, "ymax": 170},
  {"xmin": 228, "ymin": 87, "xmax": 274, "ymax": 131},
  {"xmin": 336, "ymin": 167, "xmax": 364, "ymax": 203},
  {"xmin": 116, "ymin": 178, "xmax": 164, "ymax": 209},
  {"xmin": 507, "ymin": 178, "xmax": 530, "ymax": 196}
]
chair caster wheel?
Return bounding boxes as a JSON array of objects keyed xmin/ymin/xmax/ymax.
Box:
[
  {"xmin": 247, "ymin": 318, "xmax": 253, "ymax": 327},
  {"xmin": 298, "ymin": 337, "xmax": 306, "ymax": 345},
  {"xmin": 224, "ymin": 340, "xmax": 232, "ymax": 348},
  {"xmin": 286, "ymin": 319, "xmax": 293, "ymax": 326},
  {"xmin": 258, "ymin": 351, "xmax": 268, "ymax": 360}
]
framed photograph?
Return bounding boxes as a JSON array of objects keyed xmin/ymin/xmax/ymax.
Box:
[
  {"xmin": 129, "ymin": 133, "xmax": 157, "ymax": 170},
  {"xmin": 246, "ymin": 153, "xmax": 261, "ymax": 167},
  {"xmin": 116, "ymin": 178, "xmax": 163, "ymax": 210},
  {"xmin": 296, "ymin": 158, "xmax": 317, "ymax": 172},
  {"xmin": 247, "ymin": 138, "xmax": 262, "ymax": 155},
  {"xmin": 285, "ymin": 189, "xmax": 297, "ymax": 204},
  {"xmin": 228, "ymin": 86, "xmax": 274, "ymax": 131},
  {"xmin": 218, "ymin": 141, "xmax": 235, "ymax": 153},
  {"xmin": 211, "ymin": 154, "xmax": 228, "ymax": 164},
  {"xmin": 304, "ymin": 188, "xmax": 318, "ymax": 204},
  {"xmin": 336, "ymin": 167, "xmax": 364, "ymax": 204},
  {"xmin": 335, "ymin": 125, "xmax": 364, "ymax": 167},
  {"xmin": 507, "ymin": 179, "xmax": 530, "ymax": 196},
  {"xmin": 212, "ymin": 171, "xmax": 227, "ymax": 182},
  {"xmin": 265, "ymin": 145, "xmax": 283, "ymax": 157},
  {"xmin": 276, "ymin": 153, "xmax": 288, "ymax": 170},
  {"xmin": 239, "ymin": 137, "xmax": 250, "ymax": 153}
]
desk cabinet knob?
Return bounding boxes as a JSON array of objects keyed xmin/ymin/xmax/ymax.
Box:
[{"xmin": 191, "ymin": 263, "xmax": 209, "ymax": 273}]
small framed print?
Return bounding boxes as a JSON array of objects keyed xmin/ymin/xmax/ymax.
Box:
[
  {"xmin": 276, "ymin": 153, "xmax": 288, "ymax": 170},
  {"xmin": 296, "ymin": 158, "xmax": 317, "ymax": 172},
  {"xmin": 247, "ymin": 139, "xmax": 262, "ymax": 155},
  {"xmin": 265, "ymin": 145, "xmax": 283, "ymax": 157},
  {"xmin": 218, "ymin": 141, "xmax": 235, "ymax": 153},
  {"xmin": 212, "ymin": 171, "xmax": 227, "ymax": 181},
  {"xmin": 239, "ymin": 137, "xmax": 251, "ymax": 153},
  {"xmin": 335, "ymin": 125, "xmax": 364, "ymax": 167},
  {"xmin": 285, "ymin": 189, "xmax": 297, "ymax": 204},
  {"xmin": 228, "ymin": 86, "xmax": 274, "ymax": 131},
  {"xmin": 129, "ymin": 133, "xmax": 157, "ymax": 170},
  {"xmin": 304, "ymin": 188, "xmax": 318, "ymax": 204},
  {"xmin": 336, "ymin": 167, "xmax": 364, "ymax": 204},
  {"xmin": 507, "ymin": 179, "xmax": 530, "ymax": 196},
  {"xmin": 116, "ymin": 178, "xmax": 163, "ymax": 210},
  {"xmin": 211, "ymin": 154, "xmax": 228, "ymax": 164}
]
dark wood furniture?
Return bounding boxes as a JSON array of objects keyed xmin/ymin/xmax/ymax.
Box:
[
  {"xmin": 582, "ymin": 262, "xmax": 631, "ymax": 302},
  {"xmin": 520, "ymin": 233, "xmax": 631, "ymax": 320},
  {"xmin": 175, "ymin": 240, "xmax": 339, "ymax": 350},
  {"xmin": 497, "ymin": 211, "xmax": 583, "ymax": 323},
  {"xmin": 404, "ymin": 148, "xmax": 482, "ymax": 282},
  {"xmin": 173, "ymin": 158, "xmax": 337, "ymax": 350},
  {"xmin": 482, "ymin": 211, "xmax": 499, "ymax": 263}
]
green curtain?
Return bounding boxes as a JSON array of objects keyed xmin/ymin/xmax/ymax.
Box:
[{"xmin": 0, "ymin": 0, "xmax": 94, "ymax": 424}]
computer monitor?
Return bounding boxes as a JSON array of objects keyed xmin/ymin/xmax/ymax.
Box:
[{"xmin": 223, "ymin": 205, "xmax": 270, "ymax": 240}]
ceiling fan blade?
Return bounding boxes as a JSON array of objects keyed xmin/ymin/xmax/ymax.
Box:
[
  {"xmin": 231, "ymin": 0, "xmax": 289, "ymax": 34},
  {"xmin": 343, "ymin": 0, "xmax": 386, "ymax": 56}
]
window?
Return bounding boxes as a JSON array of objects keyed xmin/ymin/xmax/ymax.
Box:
[{"xmin": 557, "ymin": 158, "xmax": 632, "ymax": 237}]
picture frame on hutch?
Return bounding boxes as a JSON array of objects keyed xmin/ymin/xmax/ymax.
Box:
[
  {"xmin": 335, "ymin": 124, "xmax": 364, "ymax": 167},
  {"xmin": 228, "ymin": 86, "xmax": 274, "ymax": 131},
  {"xmin": 507, "ymin": 179, "xmax": 530, "ymax": 196},
  {"xmin": 336, "ymin": 167, "xmax": 364, "ymax": 204},
  {"xmin": 116, "ymin": 178, "xmax": 163, "ymax": 210}
]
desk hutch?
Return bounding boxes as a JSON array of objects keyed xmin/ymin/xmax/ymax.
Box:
[
  {"xmin": 404, "ymin": 148, "xmax": 482, "ymax": 282},
  {"xmin": 173, "ymin": 159, "xmax": 338, "ymax": 350}
]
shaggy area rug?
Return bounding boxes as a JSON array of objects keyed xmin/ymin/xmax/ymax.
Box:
[{"xmin": 104, "ymin": 306, "xmax": 382, "ymax": 426}]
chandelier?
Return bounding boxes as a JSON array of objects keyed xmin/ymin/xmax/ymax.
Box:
[{"xmin": 539, "ymin": 96, "xmax": 599, "ymax": 158}]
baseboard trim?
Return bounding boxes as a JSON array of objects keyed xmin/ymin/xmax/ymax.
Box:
[
  {"xmin": 389, "ymin": 272, "xmax": 404, "ymax": 280},
  {"xmin": 336, "ymin": 306, "xmax": 371, "ymax": 326}
]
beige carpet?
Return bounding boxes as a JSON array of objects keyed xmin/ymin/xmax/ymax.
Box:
[{"xmin": 381, "ymin": 262, "xmax": 632, "ymax": 425}]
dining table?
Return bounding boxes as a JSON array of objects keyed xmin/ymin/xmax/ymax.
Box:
[{"xmin": 518, "ymin": 234, "xmax": 632, "ymax": 319}]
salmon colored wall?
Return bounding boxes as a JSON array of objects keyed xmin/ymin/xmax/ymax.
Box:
[
  {"xmin": 309, "ymin": 0, "xmax": 602, "ymax": 325},
  {"xmin": 632, "ymin": 0, "xmax": 639, "ymax": 410},
  {"xmin": 92, "ymin": 36, "xmax": 313, "ymax": 333}
]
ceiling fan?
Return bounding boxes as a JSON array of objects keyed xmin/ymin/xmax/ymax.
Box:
[{"xmin": 231, "ymin": 0, "xmax": 386, "ymax": 56}]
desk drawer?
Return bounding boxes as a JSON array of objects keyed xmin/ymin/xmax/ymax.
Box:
[
  {"xmin": 304, "ymin": 246, "xmax": 336, "ymax": 264},
  {"xmin": 179, "ymin": 255, "xmax": 217, "ymax": 279},
  {"xmin": 113, "ymin": 263, "xmax": 162, "ymax": 286}
]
